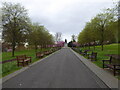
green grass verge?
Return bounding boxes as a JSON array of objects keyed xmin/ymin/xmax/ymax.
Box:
[
  {"xmin": 2, "ymin": 48, "xmax": 55, "ymax": 77},
  {"xmin": 76, "ymin": 43, "xmax": 120, "ymax": 79},
  {"xmin": 2, "ymin": 48, "xmax": 52, "ymax": 62}
]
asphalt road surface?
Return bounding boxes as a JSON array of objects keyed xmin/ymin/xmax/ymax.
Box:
[{"xmin": 3, "ymin": 48, "xmax": 108, "ymax": 88}]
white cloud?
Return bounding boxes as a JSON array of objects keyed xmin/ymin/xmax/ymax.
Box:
[{"xmin": 1, "ymin": 0, "xmax": 118, "ymax": 42}]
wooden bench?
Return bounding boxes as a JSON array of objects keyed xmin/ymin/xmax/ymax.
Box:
[
  {"xmin": 79, "ymin": 49, "xmax": 83, "ymax": 54},
  {"xmin": 36, "ymin": 52, "xmax": 44, "ymax": 58},
  {"xmin": 44, "ymin": 51, "xmax": 50, "ymax": 55},
  {"xmin": 49, "ymin": 50, "xmax": 53, "ymax": 54},
  {"xmin": 81, "ymin": 50, "xmax": 88, "ymax": 56},
  {"xmin": 88, "ymin": 52, "xmax": 97, "ymax": 61},
  {"xmin": 16, "ymin": 55, "xmax": 32, "ymax": 67},
  {"xmin": 102, "ymin": 56, "xmax": 120, "ymax": 76}
]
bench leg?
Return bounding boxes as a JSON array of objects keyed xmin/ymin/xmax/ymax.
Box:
[
  {"xmin": 23, "ymin": 62, "xmax": 25, "ymax": 67},
  {"xmin": 17, "ymin": 62, "xmax": 19, "ymax": 67},
  {"xmin": 91, "ymin": 58, "xmax": 94, "ymax": 61},
  {"xmin": 103, "ymin": 64, "xmax": 104, "ymax": 69},
  {"xmin": 26, "ymin": 61, "xmax": 29, "ymax": 65},
  {"xmin": 113, "ymin": 69, "xmax": 116, "ymax": 76},
  {"xmin": 103, "ymin": 61, "xmax": 105, "ymax": 69}
]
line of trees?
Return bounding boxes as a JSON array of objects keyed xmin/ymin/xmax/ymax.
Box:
[
  {"xmin": 2, "ymin": 2, "xmax": 54, "ymax": 56},
  {"xmin": 78, "ymin": 2, "xmax": 119, "ymax": 51},
  {"xmin": 28, "ymin": 23, "xmax": 54, "ymax": 52}
]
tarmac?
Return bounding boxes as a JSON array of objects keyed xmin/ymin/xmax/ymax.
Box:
[{"xmin": 1, "ymin": 47, "xmax": 119, "ymax": 89}]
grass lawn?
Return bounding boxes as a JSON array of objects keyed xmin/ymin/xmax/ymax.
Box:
[
  {"xmin": 2, "ymin": 48, "xmax": 55, "ymax": 77},
  {"xmin": 2, "ymin": 48, "xmax": 52, "ymax": 62},
  {"xmin": 76, "ymin": 43, "xmax": 120, "ymax": 79}
]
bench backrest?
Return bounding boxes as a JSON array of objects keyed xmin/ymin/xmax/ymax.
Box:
[
  {"xmin": 91, "ymin": 52, "xmax": 97, "ymax": 57},
  {"xmin": 92, "ymin": 52, "xmax": 97, "ymax": 55},
  {"xmin": 84, "ymin": 50, "xmax": 88, "ymax": 53},
  {"xmin": 36, "ymin": 52, "xmax": 41, "ymax": 54},
  {"xmin": 36, "ymin": 52, "xmax": 43, "ymax": 56},
  {"xmin": 16, "ymin": 55, "xmax": 26, "ymax": 60},
  {"xmin": 111, "ymin": 56, "xmax": 120, "ymax": 64}
]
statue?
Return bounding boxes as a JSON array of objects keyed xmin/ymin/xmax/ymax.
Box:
[{"xmin": 65, "ymin": 39, "xmax": 67, "ymax": 43}]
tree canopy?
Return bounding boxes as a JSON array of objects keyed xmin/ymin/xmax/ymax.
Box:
[
  {"xmin": 78, "ymin": 3, "xmax": 119, "ymax": 50},
  {"xmin": 2, "ymin": 2, "xmax": 54, "ymax": 56}
]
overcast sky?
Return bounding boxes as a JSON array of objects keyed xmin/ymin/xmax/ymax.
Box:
[{"xmin": 0, "ymin": 0, "xmax": 117, "ymax": 42}]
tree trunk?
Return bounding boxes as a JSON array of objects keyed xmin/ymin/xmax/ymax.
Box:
[
  {"xmin": 101, "ymin": 44, "xmax": 103, "ymax": 51},
  {"xmin": 12, "ymin": 18, "xmax": 16, "ymax": 57},
  {"xmin": 101, "ymin": 29, "xmax": 104, "ymax": 51},
  {"xmin": 35, "ymin": 44, "xmax": 37, "ymax": 52},
  {"xmin": 12, "ymin": 32, "xmax": 16, "ymax": 57},
  {"xmin": 12, "ymin": 42, "xmax": 15, "ymax": 57},
  {"xmin": 94, "ymin": 40, "xmax": 95, "ymax": 50}
]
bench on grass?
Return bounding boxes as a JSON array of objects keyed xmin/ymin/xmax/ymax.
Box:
[
  {"xmin": 16, "ymin": 55, "xmax": 32, "ymax": 67},
  {"xmin": 44, "ymin": 51, "xmax": 50, "ymax": 55},
  {"xmin": 36, "ymin": 52, "xmax": 44, "ymax": 58},
  {"xmin": 81, "ymin": 50, "xmax": 87, "ymax": 56},
  {"xmin": 79, "ymin": 49, "xmax": 83, "ymax": 54},
  {"xmin": 49, "ymin": 50, "xmax": 53, "ymax": 54},
  {"xmin": 88, "ymin": 52, "xmax": 97, "ymax": 61},
  {"xmin": 81, "ymin": 50, "xmax": 88, "ymax": 56},
  {"xmin": 102, "ymin": 54, "xmax": 120, "ymax": 76}
]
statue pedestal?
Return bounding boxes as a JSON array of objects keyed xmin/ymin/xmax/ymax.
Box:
[{"xmin": 64, "ymin": 43, "xmax": 68, "ymax": 47}]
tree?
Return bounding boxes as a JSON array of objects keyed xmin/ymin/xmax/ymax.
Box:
[
  {"xmin": 28, "ymin": 23, "xmax": 40, "ymax": 52},
  {"xmin": 78, "ymin": 2, "xmax": 118, "ymax": 50},
  {"xmin": 78, "ymin": 21, "xmax": 99, "ymax": 49},
  {"xmin": 71, "ymin": 34, "xmax": 76, "ymax": 42},
  {"xmin": 2, "ymin": 2, "xmax": 30, "ymax": 56},
  {"xmin": 28, "ymin": 23, "xmax": 54, "ymax": 52},
  {"xmin": 68, "ymin": 41, "xmax": 73, "ymax": 47},
  {"xmin": 107, "ymin": 1, "xmax": 120, "ymax": 43},
  {"xmin": 55, "ymin": 32, "xmax": 62, "ymax": 43},
  {"xmin": 90, "ymin": 8, "xmax": 116, "ymax": 51},
  {"xmin": 40, "ymin": 28, "xmax": 54, "ymax": 48}
]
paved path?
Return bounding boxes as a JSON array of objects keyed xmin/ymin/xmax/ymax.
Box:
[{"xmin": 3, "ymin": 48, "xmax": 108, "ymax": 88}]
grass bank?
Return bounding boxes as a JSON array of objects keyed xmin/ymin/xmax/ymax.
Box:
[
  {"xmin": 80, "ymin": 43, "xmax": 119, "ymax": 68},
  {"xmin": 2, "ymin": 48, "xmax": 55, "ymax": 77},
  {"xmin": 75, "ymin": 43, "xmax": 119, "ymax": 79}
]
